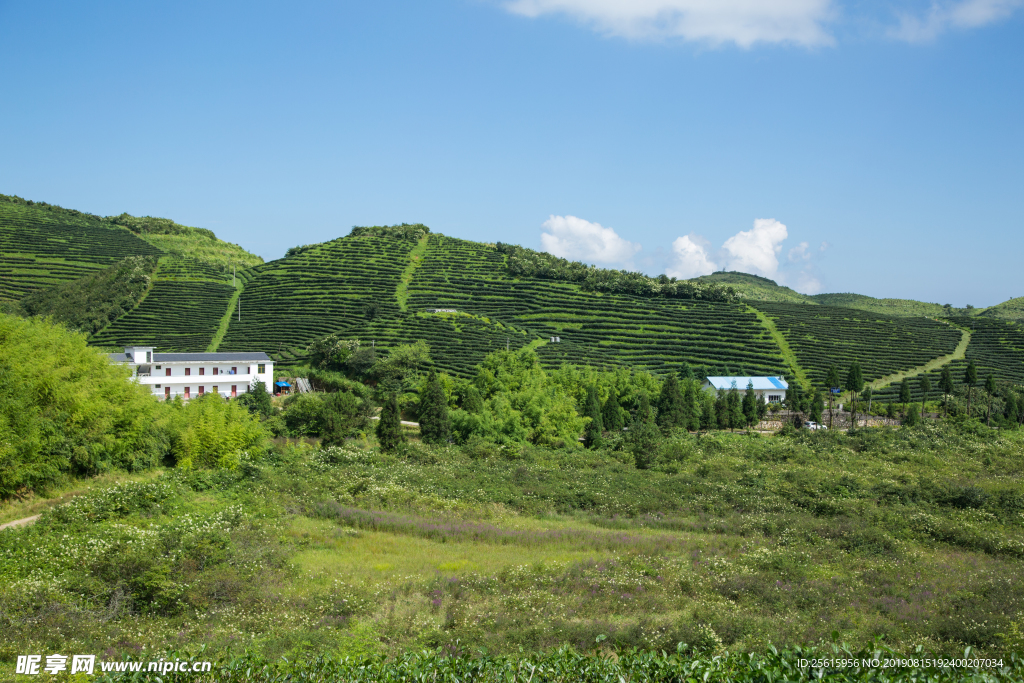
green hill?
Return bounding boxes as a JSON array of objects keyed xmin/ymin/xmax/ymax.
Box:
[
  {"xmin": 809, "ymin": 292, "xmax": 949, "ymax": 317},
  {"xmin": 692, "ymin": 271, "xmax": 815, "ymax": 304},
  {"xmin": 981, "ymin": 296, "xmax": 1024, "ymax": 322},
  {"xmin": 0, "ymin": 195, "xmax": 164, "ymax": 301},
  {"xmin": 5, "ymin": 194, "xmax": 1024, "ymax": 391}
]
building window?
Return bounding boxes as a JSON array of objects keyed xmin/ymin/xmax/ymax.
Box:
[
  {"xmin": 166, "ymin": 368, "xmax": 171, "ymax": 376},
  {"xmin": 146, "ymin": 351, "xmax": 152, "ymax": 363},
  {"xmin": 184, "ymin": 387, "xmax": 190, "ymax": 399},
  {"xmin": 231, "ymin": 385, "xmax": 237, "ymax": 397},
  {"xmin": 257, "ymin": 364, "xmax": 266, "ymax": 373},
  {"xmin": 213, "ymin": 367, "xmax": 219, "ymax": 376},
  {"xmin": 155, "ymin": 366, "xmax": 161, "ymax": 370},
  {"xmin": 768, "ymin": 394, "xmax": 781, "ymax": 403},
  {"xmin": 199, "ymin": 368, "xmax": 205, "ymax": 376},
  {"xmin": 185, "ymin": 367, "xmax": 190, "ymax": 376}
]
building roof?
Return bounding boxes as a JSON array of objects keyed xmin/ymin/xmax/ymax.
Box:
[
  {"xmin": 704, "ymin": 376, "xmax": 789, "ymax": 391},
  {"xmin": 109, "ymin": 352, "xmax": 272, "ymax": 363}
]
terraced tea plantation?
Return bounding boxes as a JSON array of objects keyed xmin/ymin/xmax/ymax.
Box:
[
  {"xmin": 89, "ymin": 279, "xmax": 236, "ymax": 351},
  {"xmin": 406, "ymin": 235, "xmax": 787, "ymax": 377},
  {"xmin": 872, "ymin": 317, "xmax": 1024, "ymax": 403},
  {"xmin": 0, "ymin": 198, "xmax": 162, "ymax": 301},
  {"xmin": 757, "ymin": 302, "xmax": 963, "ymax": 387},
  {"xmin": 218, "ymin": 233, "xmax": 418, "ymax": 362}
]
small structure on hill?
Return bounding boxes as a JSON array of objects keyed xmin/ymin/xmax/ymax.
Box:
[
  {"xmin": 108, "ymin": 346, "xmax": 274, "ymax": 400},
  {"xmin": 428, "ymin": 308, "xmax": 458, "ymax": 313},
  {"xmin": 702, "ymin": 376, "xmax": 788, "ymax": 404},
  {"xmin": 550, "ymin": 336, "xmax": 561, "ymax": 343}
]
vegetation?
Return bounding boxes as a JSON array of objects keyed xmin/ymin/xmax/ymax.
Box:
[
  {"xmin": 108, "ymin": 213, "xmax": 263, "ymax": 270},
  {"xmin": 16, "ymin": 255, "xmax": 157, "ymax": 334},
  {"xmin": 694, "ymin": 271, "xmax": 815, "ymax": 304},
  {"xmin": 497, "ymin": 243, "xmax": 737, "ymax": 302}
]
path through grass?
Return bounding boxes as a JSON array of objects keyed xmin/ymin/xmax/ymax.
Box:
[
  {"xmin": 748, "ymin": 305, "xmax": 809, "ymax": 389},
  {"xmin": 208, "ymin": 276, "xmax": 244, "ymax": 352},
  {"xmin": 868, "ymin": 323, "xmax": 971, "ymax": 390},
  {"xmin": 395, "ymin": 234, "xmax": 430, "ymax": 312}
]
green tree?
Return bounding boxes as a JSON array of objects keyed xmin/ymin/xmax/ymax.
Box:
[
  {"xmin": 376, "ymin": 393, "xmax": 405, "ymax": 452},
  {"xmin": 939, "ymin": 366, "xmax": 955, "ymax": 418},
  {"xmin": 461, "ymin": 385, "xmax": 484, "ymax": 414},
  {"xmin": 321, "ymin": 390, "xmax": 372, "ymax": 447},
  {"xmin": 787, "ymin": 381, "xmax": 804, "ymax": 414},
  {"xmin": 886, "ymin": 402, "xmax": 897, "ymax": 420},
  {"xmin": 170, "ymin": 394, "xmax": 268, "ymax": 470},
  {"xmin": 755, "ymin": 391, "xmax": 768, "ymax": 422},
  {"xmin": 862, "ymin": 386, "xmax": 873, "ymax": 415},
  {"xmin": 715, "ymin": 391, "xmax": 729, "ymax": 430},
  {"xmin": 845, "ymin": 362, "xmax": 864, "ymax": 429},
  {"xmin": 236, "ymin": 379, "xmax": 273, "ymax": 418},
  {"xmin": 602, "ymin": 389, "xmax": 624, "ymax": 432},
  {"xmin": 678, "ymin": 362, "xmax": 694, "ymax": 380},
  {"xmin": 727, "ymin": 383, "xmax": 743, "ymax": 431},
  {"xmin": 985, "ymin": 374, "xmax": 997, "ymax": 427},
  {"xmin": 904, "ymin": 402, "xmax": 920, "ymax": 427},
  {"xmin": 418, "ymin": 372, "xmax": 451, "ymax": 445},
  {"xmin": 964, "ymin": 361, "xmax": 978, "ymax": 418},
  {"xmin": 825, "ymin": 366, "xmax": 842, "ymax": 429},
  {"xmin": 742, "ymin": 381, "xmax": 758, "ymax": 429},
  {"xmin": 810, "ymin": 389, "xmax": 824, "ymax": 423},
  {"xmin": 636, "ymin": 392, "xmax": 655, "ymax": 425},
  {"xmin": 582, "ymin": 385, "xmax": 603, "ymax": 449},
  {"xmin": 899, "ymin": 378, "xmax": 911, "ymax": 417},
  {"xmin": 682, "ymin": 381, "xmax": 701, "ymax": 432},
  {"xmin": 918, "ymin": 374, "xmax": 931, "ymax": 418},
  {"xmin": 656, "ymin": 374, "xmax": 685, "ymax": 434}
]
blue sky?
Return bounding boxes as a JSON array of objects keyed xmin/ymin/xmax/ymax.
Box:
[{"xmin": 0, "ymin": 1, "xmax": 1021, "ymax": 306}]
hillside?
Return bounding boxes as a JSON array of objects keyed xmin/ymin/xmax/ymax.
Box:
[
  {"xmin": 809, "ymin": 292, "xmax": 949, "ymax": 317},
  {"xmin": 692, "ymin": 271, "xmax": 814, "ymax": 304},
  {"xmin": 981, "ymin": 296, "xmax": 1024, "ymax": 322},
  {"xmin": 4, "ymin": 194, "xmax": 1023, "ymax": 394},
  {"xmin": 0, "ymin": 195, "xmax": 163, "ymax": 301}
]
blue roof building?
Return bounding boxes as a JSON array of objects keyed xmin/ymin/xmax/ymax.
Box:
[{"xmin": 702, "ymin": 376, "xmax": 789, "ymax": 403}]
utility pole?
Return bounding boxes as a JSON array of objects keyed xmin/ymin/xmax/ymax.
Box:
[
  {"xmin": 237, "ymin": 296, "xmax": 240, "ymax": 322},
  {"xmin": 233, "ymin": 265, "xmax": 235, "ymax": 287},
  {"xmin": 506, "ymin": 337, "xmax": 509, "ymax": 351}
]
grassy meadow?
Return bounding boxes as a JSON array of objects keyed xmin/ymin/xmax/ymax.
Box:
[{"xmin": 2, "ymin": 421, "xmax": 1023, "ymax": 680}]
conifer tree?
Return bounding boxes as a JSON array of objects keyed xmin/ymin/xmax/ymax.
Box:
[
  {"xmin": 682, "ymin": 381, "xmax": 701, "ymax": 432},
  {"xmin": 727, "ymin": 383, "xmax": 742, "ymax": 431},
  {"xmin": 904, "ymin": 402, "xmax": 920, "ymax": 427},
  {"xmin": 756, "ymin": 391, "xmax": 768, "ymax": 422},
  {"xmin": 899, "ymin": 378, "xmax": 911, "ymax": 418},
  {"xmin": 583, "ymin": 385, "xmax": 603, "ymax": 448},
  {"xmin": 918, "ymin": 375, "xmax": 931, "ymax": 418},
  {"xmin": 845, "ymin": 362, "xmax": 864, "ymax": 429},
  {"xmin": 656, "ymin": 374, "xmax": 685, "ymax": 434},
  {"xmin": 825, "ymin": 366, "xmax": 841, "ymax": 428},
  {"xmin": 886, "ymin": 401, "xmax": 897, "ymax": 420},
  {"xmin": 742, "ymin": 380, "xmax": 757, "ymax": 428},
  {"xmin": 985, "ymin": 374, "xmax": 997, "ymax": 427},
  {"xmin": 376, "ymin": 393, "xmax": 405, "ymax": 452},
  {"xmin": 939, "ymin": 366, "xmax": 955, "ymax": 418},
  {"xmin": 965, "ymin": 361, "xmax": 978, "ymax": 417},
  {"xmin": 636, "ymin": 392, "xmax": 655, "ymax": 424},
  {"xmin": 602, "ymin": 389, "xmax": 624, "ymax": 432},
  {"xmin": 862, "ymin": 386, "xmax": 873, "ymax": 416},
  {"xmin": 418, "ymin": 371, "xmax": 451, "ymax": 445},
  {"xmin": 810, "ymin": 389, "xmax": 824, "ymax": 423},
  {"xmin": 715, "ymin": 392, "xmax": 729, "ymax": 430},
  {"xmin": 679, "ymin": 362, "xmax": 695, "ymax": 380}
]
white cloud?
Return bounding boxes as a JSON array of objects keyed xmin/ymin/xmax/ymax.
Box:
[
  {"xmin": 793, "ymin": 271, "xmax": 823, "ymax": 294},
  {"xmin": 666, "ymin": 233, "xmax": 718, "ymax": 278},
  {"xmin": 788, "ymin": 241, "xmax": 811, "ymax": 262},
  {"xmin": 891, "ymin": 0, "xmax": 1023, "ymax": 41},
  {"xmin": 720, "ymin": 218, "xmax": 788, "ymax": 278},
  {"xmin": 820, "ymin": 241, "xmax": 830, "ymax": 252},
  {"xmin": 502, "ymin": 0, "xmax": 836, "ymax": 47},
  {"xmin": 539, "ymin": 215, "xmax": 641, "ymax": 266}
]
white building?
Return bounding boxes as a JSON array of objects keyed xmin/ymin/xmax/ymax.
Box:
[
  {"xmin": 702, "ymin": 376, "xmax": 789, "ymax": 404},
  {"xmin": 108, "ymin": 346, "xmax": 274, "ymax": 400}
]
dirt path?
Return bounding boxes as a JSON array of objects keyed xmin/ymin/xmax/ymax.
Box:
[{"xmin": 0, "ymin": 515, "xmax": 40, "ymax": 532}]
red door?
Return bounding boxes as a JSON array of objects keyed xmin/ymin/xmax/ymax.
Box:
[
  {"xmin": 231, "ymin": 385, "xmax": 237, "ymax": 397},
  {"xmin": 184, "ymin": 387, "xmax": 190, "ymax": 399},
  {"xmin": 166, "ymin": 368, "xmax": 171, "ymax": 376},
  {"xmin": 198, "ymin": 386, "xmax": 205, "ymax": 395},
  {"xmin": 165, "ymin": 387, "xmax": 170, "ymax": 398}
]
